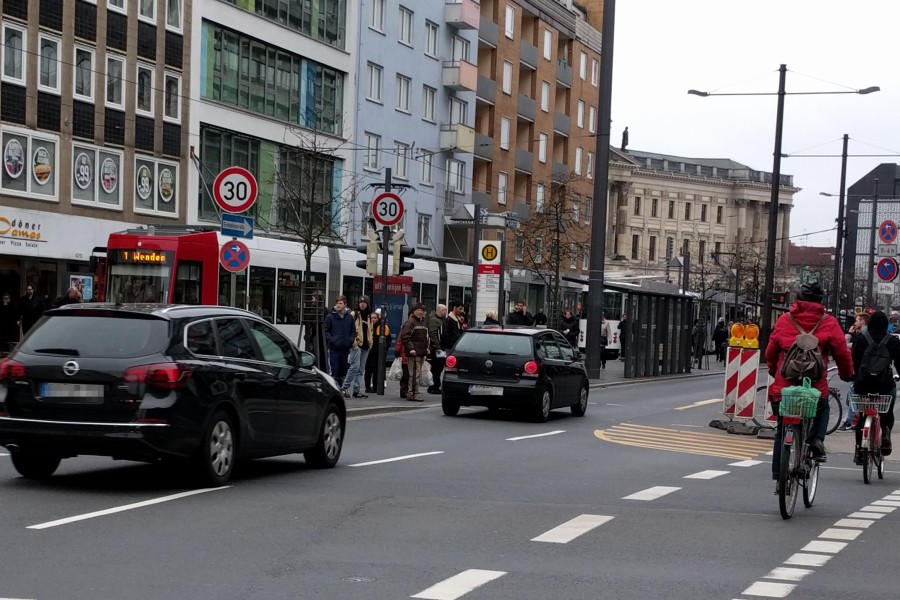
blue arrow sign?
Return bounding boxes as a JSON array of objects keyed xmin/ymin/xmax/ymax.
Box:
[{"xmin": 221, "ymin": 213, "xmax": 254, "ymax": 240}]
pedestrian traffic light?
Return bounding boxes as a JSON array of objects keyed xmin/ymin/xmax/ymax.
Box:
[
  {"xmin": 772, "ymin": 291, "xmax": 788, "ymax": 306},
  {"xmin": 356, "ymin": 229, "xmax": 380, "ymax": 276},
  {"xmin": 390, "ymin": 229, "xmax": 415, "ymax": 275}
]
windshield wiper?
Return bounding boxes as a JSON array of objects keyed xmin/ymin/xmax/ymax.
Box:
[{"xmin": 32, "ymin": 348, "xmax": 81, "ymax": 356}]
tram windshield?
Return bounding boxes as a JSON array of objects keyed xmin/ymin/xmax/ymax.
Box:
[{"xmin": 107, "ymin": 249, "xmax": 172, "ymax": 303}]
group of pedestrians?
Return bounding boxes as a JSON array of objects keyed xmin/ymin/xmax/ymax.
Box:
[{"xmin": 1, "ymin": 284, "xmax": 85, "ymax": 352}]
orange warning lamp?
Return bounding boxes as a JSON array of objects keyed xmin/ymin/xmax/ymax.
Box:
[
  {"xmin": 743, "ymin": 323, "xmax": 760, "ymax": 349},
  {"xmin": 729, "ymin": 323, "xmax": 745, "ymax": 347}
]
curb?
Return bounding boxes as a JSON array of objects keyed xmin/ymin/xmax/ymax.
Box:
[{"xmin": 589, "ymin": 370, "xmax": 725, "ymax": 389}]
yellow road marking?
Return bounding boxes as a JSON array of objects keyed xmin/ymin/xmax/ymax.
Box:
[
  {"xmin": 594, "ymin": 423, "xmax": 773, "ymax": 460},
  {"xmin": 674, "ymin": 398, "xmax": 723, "ymax": 411}
]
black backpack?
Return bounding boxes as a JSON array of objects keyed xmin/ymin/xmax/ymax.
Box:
[
  {"xmin": 780, "ymin": 314, "xmax": 827, "ymax": 384},
  {"xmin": 855, "ymin": 330, "xmax": 894, "ymax": 394}
]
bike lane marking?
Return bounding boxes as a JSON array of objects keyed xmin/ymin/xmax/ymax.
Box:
[
  {"xmin": 674, "ymin": 398, "xmax": 722, "ymax": 410},
  {"xmin": 622, "ymin": 486, "xmax": 681, "ymax": 501},
  {"xmin": 530, "ymin": 514, "xmax": 614, "ymax": 544},
  {"xmin": 348, "ymin": 451, "xmax": 444, "ymax": 467},
  {"xmin": 684, "ymin": 470, "xmax": 730, "ymax": 480},
  {"xmin": 411, "ymin": 569, "xmax": 506, "ymax": 600},
  {"xmin": 506, "ymin": 430, "xmax": 566, "ymax": 441}
]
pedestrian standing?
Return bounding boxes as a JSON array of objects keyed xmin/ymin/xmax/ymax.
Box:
[
  {"xmin": 400, "ymin": 303, "xmax": 429, "ymax": 402},
  {"xmin": 0, "ymin": 292, "xmax": 16, "ymax": 353},
  {"xmin": 507, "ymin": 300, "xmax": 534, "ymax": 326},
  {"xmin": 364, "ymin": 310, "xmax": 391, "ymax": 393},
  {"xmin": 426, "ymin": 304, "xmax": 447, "ymax": 394},
  {"xmin": 343, "ymin": 296, "xmax": 372, "ymax": 398},
  {"xmin": 441, "ymin": 299, "xmax": 465, "ymax": 349},
  {"xmin": 533, "ymin": 308, "xmax": 548, "ymax": 326},
  {"xmin": 18, "ymin": 283, "xmax": 44, "ymax": 335},
  {"xmin": 712, "ymin": 317, "xmax": 728, "ymax": 363},
  {"xmin": 559, "ymin": 310, "xmax": 579, "ymax": 348},
  {"xmin": 617, "ymin": 313, "xmax": 629, "ymax": 361},
  {"xmin": 323, "ymin": 295, "xmax": 355, "ymax": 393},
  {"xmin": 52, "ymin": 286, "xmax": 83, "ymax": 308},
  {"xmin": 599, "ymin": 312, "xmax": 612, "ymax": 369},
  {"xmin": 484, "ymin": 311, "xmax": 501, "ymax": 326}
]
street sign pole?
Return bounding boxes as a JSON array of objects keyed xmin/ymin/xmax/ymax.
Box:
[{"xmin": 376, "ymin": 169, "xmax": 392, "ymax": 397}]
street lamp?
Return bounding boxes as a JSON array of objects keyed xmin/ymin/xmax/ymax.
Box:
[{"xmin": 688, "ymin": 65, "xmax": 879, "ymax": 348}]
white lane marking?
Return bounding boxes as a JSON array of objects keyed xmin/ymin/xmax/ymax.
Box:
[
  {"xmin": 605, "ymin": 403, "xmax": 623, "ymax": 406},
  {"xmin": 801, "ymin": 540, "xmax": 847, "ymax": 554},
  {"xmin": 871, "ymin": 500, "xmax": 900, "ymax": 507},
  {"xmin": 411, "ymin": 569, "xmax": 506, "ymax": 600},
  {"xmin": 848, "ymin": 511, "xmax": 886, "ymax": 520},
  {"xmin": 0, "ymin": 597, "xmax": 36, "ymax": 600},
  {"xmin": 670, "ymin": 423, "xmax": 705, "ymax": 428},
  {"xmin": 884, "ymin": 495, "xmax": 900, "ymax": 501},
  {"xmin": 674, "ymin": 398, "xmax": 722, "ymax": 411},
  {"xmin": 729, "ymin": 460, "xmax": 764, "ymax": 467},
  {"xmin": 506, "ymin": 430, "xmax": 566, "ymax": 441},
  {"xmin": 835, "ymin": 518, "xmax": 874, "ymax": 529},
  {"xmin": 742, "ymin": 580, "xmax": 796, "ymax": 598},
  {"xmin": 764, "ymin": 567, "xmax": 814, "ymax": 582},
  {"xmin": 27, "ymin": 487, "xmax": 230, "ymax": 530},
  {"xmin": 349, "ymin": 451, "xmax": 444, "ymax": 468},
  {"xmin": 784, "ymin": 553, "xmax": 832, "ymax": 567},
  {"xmin": 683, "ymin": 470, "xmax": 729, "ymax": 480},
  {"xmin": 622, "ymin": 486, "xmax": 681, "ymax": 501},
  {"xmin": 0, "ymin": 453, "xmax": 8, "ymax": 457},
  {"xmin": 861, "ymin": 505, "xmax": 896, "ymax": 513},
  {"xmin": 819, "ymin": 528, "xmax": 862, "ymax": 541},
  {"xmin": 531, "ymin": 514, "xmax": 614, "ymax": 544},
  {"xmin": 763, "ymin": 451, "xmax": 774, "ymax": 456}
]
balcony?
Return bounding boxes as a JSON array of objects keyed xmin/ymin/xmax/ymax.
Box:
[
  {"xmin": 474, "ymin": 132, "xmax": 493, "ymax": 161},
  {"xmin": 553, "ymin": 112, "xmax": 570, "ymax": 136},
  {"xmin": 515, "ymin": 148, "xmax": 534, "ymax": 174},
  {"xmin": 442, "ymin": 60, "xmax": 478, "ymax": 92},
  {"xmin": 479, "ymin": 17, "xmax": 498, "ymax": 47},
  {"xmin": 556, "ymin": 59, "xmax": 572, "ymax": 88},
  {"xmin": 445, "ymin": 0, "xmax": 479, "ymax": 30},
  {"xmin": 520, "ymin": 41, "xmax": 538, "ymax": 70},
  {"xmin": 440, "ymin": 124, "xmax": 476, "ymax": 153},
  {"xmin": 477, "ymin": 75, "xmax": 496, "ymax": 104},
  {"xmin": 517, "ymin": 94, "xmax": 536, "ymax": 121},
  {"xmin": 551, "ymin": 162, "xmax": 569, "ymax": 184}
]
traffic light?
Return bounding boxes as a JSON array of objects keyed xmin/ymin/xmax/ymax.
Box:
[
  {"xmin": 356, "ymin": 229, "xmax": 380, "ymax": 276},
  {"xmin": 391, "ymin": 229, "xmax": 415, "ymax": 275},
  {"xmin": 772, "ymin": 291, "xmax": 788, "ymax": 306}
]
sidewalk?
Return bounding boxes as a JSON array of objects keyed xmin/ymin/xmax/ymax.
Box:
[{"xmin": 588, "ymin": 355, "xmax": 727, "ymax": 388}]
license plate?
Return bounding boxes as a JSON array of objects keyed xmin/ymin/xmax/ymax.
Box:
[
  {"xmin": 40, "ymin": 382, "xmax": 105, "ymax": 403},
  {"xmin": 469, "ymin": 385, "xmax": 503, "ymax": 396}
]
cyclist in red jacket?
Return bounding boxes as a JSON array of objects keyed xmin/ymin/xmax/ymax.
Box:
[{"xmin": 765, "ymin": 281, "xmax": 854, "ymax": 481}]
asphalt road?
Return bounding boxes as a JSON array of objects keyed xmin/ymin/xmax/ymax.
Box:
[{"xmin": 1, "ymin": 375, "xmax": 898, "ymax": 600}]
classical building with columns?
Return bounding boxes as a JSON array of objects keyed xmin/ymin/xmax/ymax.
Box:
[{"xmin": 606, "ymin": 148, "xmax": 799, "ymax": 278}]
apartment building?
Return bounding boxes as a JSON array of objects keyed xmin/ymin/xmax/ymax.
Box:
[{"xmin": 0, "ymin": 0, "xmax": 191, "ymax": 300}]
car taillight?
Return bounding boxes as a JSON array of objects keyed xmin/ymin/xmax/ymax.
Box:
[
  {"xmin": 445, "ymin": 355, "xmax": 457, "ymax": 371},
  {"xmin": 523, "ymin": 360, "xmax": 539, "ymax": 376},
  {"xmin": 0, "ymin": 358, "xmax": 25, "ymax": 382},
  {"xmin": 123, "ymin": 363, "xmax": 192, "ymax": 391}
]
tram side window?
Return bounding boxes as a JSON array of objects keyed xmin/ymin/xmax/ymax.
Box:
[
  {"xmin": 421, "ymin": 283, "xmax": 437, "ymax": 311},
  {"xmin": 218, "ymin": 266, "xmax": 247, "ymax": 309},
  {"xmin": 174, "ymin": 261, "xmax": 202, "ymax": 304},
  {"xmin": 249, "ymin": 266, "xmax": 275, "ymax": 322},
  {"xmin": 277, "ymin": 269, "xmax": 302, "ymax": 324},
  {"xmin": 342, "ymin": 276, "xmax": 364, "ymax": 307}
]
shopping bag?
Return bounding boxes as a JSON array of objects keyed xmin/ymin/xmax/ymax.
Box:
[
  {"xmin": 387, "ymin": 358, "xmax": 403, "ymax": 381},
  {"xmin": 420, "ymin": 368, "xmax": 434, "ymax": 388}
]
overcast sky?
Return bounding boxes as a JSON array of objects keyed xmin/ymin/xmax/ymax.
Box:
[{"xmin": 610, "ymin": 0, "xmax": 900, "ymax": 247}]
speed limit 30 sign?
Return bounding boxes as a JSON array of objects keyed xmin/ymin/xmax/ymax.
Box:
[
  {"xmin": 213, "ymin": 166, "xmax": 258, "ymax": 213},
  {"xmin": 372, "ymin": 192, "xmax": 404, "ymax": 227}
]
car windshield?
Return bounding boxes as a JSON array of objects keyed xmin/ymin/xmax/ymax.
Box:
[
  {"xmin": 452, "ymin": 332, "xmax": 533, "ymax": 356},
  {"xmin": 19, "ymin": 315, "xmax": 169, "ymax": 358}
]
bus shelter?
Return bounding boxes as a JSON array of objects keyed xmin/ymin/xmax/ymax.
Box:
[{"xmin": 614, "ymin": 283, "xmax": 696, "ymax": 378}]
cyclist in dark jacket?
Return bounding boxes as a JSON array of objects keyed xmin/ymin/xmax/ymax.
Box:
[{"xmin": 850, "ymin": 310, "xmax": 900, "ymax": 456}]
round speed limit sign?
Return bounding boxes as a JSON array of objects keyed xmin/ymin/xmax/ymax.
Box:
[
  {"xmin": 372, "ymin": 192, "xmax": 404, "ymax": 227},
  {"xmin": 213, "ymin": 166, "xmax": 258, "ymax": 213}
]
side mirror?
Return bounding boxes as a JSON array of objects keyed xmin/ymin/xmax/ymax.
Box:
[{"xmin": 299, "ymin": 351, "xmax": 317, "ymax": 369}]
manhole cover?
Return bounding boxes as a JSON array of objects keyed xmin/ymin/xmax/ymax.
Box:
[{"xmin": 342, "ymin": 576, "xmax": 376, "ymax": 583}]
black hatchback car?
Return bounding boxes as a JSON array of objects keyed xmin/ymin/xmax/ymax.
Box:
[
  {"xmin": 441, "ymin": 327, "xmax": 589, "ymax": 421},
  {"xmin": 0, "ymin": 304, "xmax": 346, "ymax": 485}
]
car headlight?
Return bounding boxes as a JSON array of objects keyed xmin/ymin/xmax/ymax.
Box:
[{"xmin": 314, "ymin": 367, "xmax": 341, "ymax": 393}]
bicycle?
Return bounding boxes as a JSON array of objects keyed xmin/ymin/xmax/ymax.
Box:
[
  {"xmin": 824, "ymin": 366, "xmax": 844, "ymax": 435},
  {"xmin": 847, "ymin": 392, "xmax": 892, "ymax": 484},
  {"xmin": 776, "ymin": 387, "xmax": 822, "ymax": 520}
]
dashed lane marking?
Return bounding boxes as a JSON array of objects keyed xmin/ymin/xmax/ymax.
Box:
[
  {"xmin": 674, "ymin": 398, "xmax": 722, "ymax": 411},
  {"xmin": 531, "ymin": 514, "xmax": 614, "ymax": 544},
  {"xmin": 594, "ymin": 423, "xmax": 774, "ymax": 460},
  {"xmin": 684, "ymin": 470, "xmax": 730, "ymax": 480},
  {"xmin": 411, "ymin": 569, "xmax": 506, "ymax": 600},
  {"xmin": 349, "ymin": 451, "xmax": 444, "ymax": 468},
  {"xmin": 622, "ymin": 486, "xmax": 681, "ymax": 501},
  {"xmin": 506, "ymin": 430, "xmax": 565, "ymax": 441}
]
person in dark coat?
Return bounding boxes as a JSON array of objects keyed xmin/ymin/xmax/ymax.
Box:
[
  {"xmin": 364, "ymin": 310, "xmax": 391, "ymax": 393},
  {"xmin": 850, "ymin": 310, "xmax": 900, "ymax": 457},
  {"xmin": 712, "ymin": 318, "xmax": 728, "ymax": 363},
  {"xmin": 52, "ymin": 286, "xmax": 83, "ymax": 308},
  {"xmin": 533, "ymin": 308, "xmax": 548, "ymax": 326},
  {"xmin": 507, "ymin": 300, "xmax": 534, "ymax": 326},
  {"xmin": 0, "ymin": 291, "xmax": 16, "ymax": 351},
  {"xmin": 18, "ymin": 283, "xmax": 44, "ymax": 335},
  {"xmin": 483, "ymin": 311, "xmax": 501, "ymax": 326},
  {"xmin": 323, "ymin": 295, "xmax": 356, "ymax": 391},
  {"xmin": 559, "ymin": 310, "xmax": 579, "ymax": 348}
]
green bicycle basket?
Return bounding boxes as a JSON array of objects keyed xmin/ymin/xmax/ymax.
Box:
[{"xmin": 779, "ymin": 377, "xmax": 821, "ymax": 418}]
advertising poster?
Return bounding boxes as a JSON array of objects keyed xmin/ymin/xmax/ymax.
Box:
[{"xmin": 69, "ymin": 274, "xmax": 93, "ymax": 301}]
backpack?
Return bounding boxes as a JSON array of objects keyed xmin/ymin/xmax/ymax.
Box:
[
  {"xmin": 855, "ymin": 330, "xmax": 894, "ymax": 394},
  {"xmin": 780, "ymin": 314, "xmax": 826, "ymax": 384}
]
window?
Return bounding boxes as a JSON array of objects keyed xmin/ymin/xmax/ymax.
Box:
[
  {"xmin": 394, "ymin": 142, "xmax": 409, "ymax": 179},
  {"xmin": 173, "ymin": 262, "xmax": 202, "ymax": 305},
  {"xmin": 577, "ymin": 101, "xmax": 584, "ymax": 128},
  {"xmin": 586, "ymin": 152, "xmax": 594, "ymax": 179},
  {"xmin": 682, "ymin": 239, "xmax": 690, "ymax": 256},
  {"xmin": 588, "ymin": 106, "xmax": 596, "ymax": 133},
  {"xmin": 515, "ymin": 235, "xmax": 524, "ymax": 261},
  {"xmin": 136, "ymin": 64, "xmax": 153, "ymax": 115},
  {"xmin": 216, "ymin": 319, "xmax": 256, "ymax": 360},
  {"xmin": 591, "ymin": 59, "xmax": 599, "ymax": 86},
  {"xmin": 579, "ymin": 51, "xmax": 587, "ymax": 79},
  {"xmin": 572, "ymin": 199, "xmax": 580, "ymax": 222},
  {"xmin": 583, "ymin": 245, "xmax": 590, "ymax": 269},
  {"xmin": 649, "ymin": 236, "xmax": 657, "ymax": 262},
  {"xmin": 396, "ymin": 75, "xmax": 410, "ymax": 112},
  {"xmin": 370, "ymin": 0, "xmax": 385, "ymax": 30},
  {"xmin": 684, "ymin": 203, "xmax": 691, "ymax": 220},
  {"xmin": 367, "ymin": 62, "xmax": 383, "ymax": 102},
  {"xmin": 570, "ymin": 243, "xmax": 578, "ymax": 269},
  {"xmin": 651, "ymin": 198, "xmax": 658, "ymax": 218},
  {"xmin": 361, "ymin": 202, "xmax": 371, "ymax": 236},
  {"xmin": 500, "ymin": 117, "xmax": 511, "ymax": 150},
  {"xmin": 631, "ymin": 235, "xmax": 639, "ymax": 260},
  {"xmin": 364, "ymin": 133, "xmax": 380, "ymax": 170},
  {"xmin": 3, "ymin": 23, "xmax": 25, "ymax": 84},
  {"xmin": 717, "ymin": 205, "xmax": 724, "ymax": 224},
  {"xmin": 574, "ymin": 147, "xmax": 583, "ymax": 175},
  {"xmin": 167, "ymin": 0, "xmax": 182, "ymax": 31},
  {"xmin": 699, "ymin": 240, "xmax": 706, "ymax": 261},
  {"xmin": 585, "ymin": 198, "xmax": 592, "ymax": 223},
  {"xmin": 540, "ymin": 81, "xmax": 550, "ymax": 112},
  {"xmin": 447, "ymin": 159, "xmax": 464, "ymax": 193},
  {"xmin": 451, "ymin": 36, "xmax": 469, "ymax": 62},
  {"xmin": 425, "ymin": 21, "xmax": 438, "ymax": 57},
  {"xmin": 422, "ymin": 86, "xmax": 436, "ymax": 121},
  {"xmin": 108, "ymin": 0, "xmax": 126, "ymax": 13},
  {"xmin": 417, "ymin": 214, "xmax": 431, "ymax": 246},
  {"xmin": 502, "ymin": 61, "xmax": 513, "ymax": 94},
  {"xmin": 535, "ymin": 237, "xmax": 543, "ymax": 263},
  {"xmin": 248, "ymin": 321, "xmax": 295, "ymax": 365},
  {"xmin": 667, "ymin": 200, "xmax": 674, "ymax": 219},
  {"xmin": 543, "ymin": 29, "xmax": 552, "ymax": 60},
  {"xmin": 186, "ymin": 321, "xmax": 217, "ymax": 355},
  {"xmin": 164, "ymin": 73, "xmax": 180, "ymax": 122},
  {"xmin": 535, "ymin": 184, "xmax": 545, "ymax": 213},
  {"xmin": 419, "ymin": 150, "xmax": 434, "ymax": 185},
  {"xmin": 538, "ymin": 133, "xmax": 548, "ymax": 163},
  {"xmin": 449, "ymin": 97, "xmax": 467, "ymax": 125},
  {"xmin": 223, "ymin": 0, "xmax": 347, "ymax": 49},
  {"xmin": 666, "ymin": 237, "xmax": 674, "ymax": 257},
  {"xmin": 715, "ymin": 241, "xmax": 722, "ymax": 255},
  {"xmin": 74, "ymin": 47, "xmax": 94, "ymax": 102},
  {"xmin": 139, "ymin": 0, "xmax": 155, "ymax": 22},
  {"xmin": 71, "ymin": 144, "xmax": 123, "ymax": 208},
  {"xmin": 38, "ymin": 36, "xmax": 60, "ymax": 93},
  {"xmin": 106, "ymin": 55, "xmax": 124, "ymax": 109},
  {"xmin": 399, "ymin": 7, "xmax": 413, "ymax": 45},
  {"xmin": 634, "ymin": 197, "xmax": 641, "ymax": 216},
  {"xmin": 504, "ymin": 4, "xmax": 515, "ymax": 38},
  {"xmin": 701, "ymin": 204, "xmax": 708, "ymax": 222},
  {"xmin": 498, "ymin": 172, "xmax": 508, "ymax": 205}
]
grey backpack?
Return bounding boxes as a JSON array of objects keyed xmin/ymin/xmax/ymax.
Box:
[{"xmin": 780, "ymin": 314, "xmax": 826, "ymax": 384}]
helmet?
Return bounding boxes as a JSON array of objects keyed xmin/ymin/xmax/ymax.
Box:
[{"xmin": 798, "ymin": 280, "xmax": 824, "ymax": 303}]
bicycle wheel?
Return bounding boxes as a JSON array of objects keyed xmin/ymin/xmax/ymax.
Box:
[
  {"xmin": 803, "ymin": 452, "xmax": 819, "ymax": 507},
  {"xmin": 863, "ymin": 422, "xmax": 876, "ymax": 484},
  {"xmin": 826, "ymin": 389, "xmax": 842, "ymax": 436},
  {"xmin": 779, "ymin": 427, "xmax": 801, "ymax": 519}
]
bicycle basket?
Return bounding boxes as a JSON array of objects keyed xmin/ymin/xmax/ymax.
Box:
[
  {"xmin": 779, "ymin": 377, "xmax": 821, "ymax": 418},
  {"xmin": 847, "ymin": 394, "xmax": 893, "ymax": 414}
]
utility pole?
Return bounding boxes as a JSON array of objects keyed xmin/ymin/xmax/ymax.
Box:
[
  {"xmin": 832, "ymin": 133, "xmax": 849, "ymax": 313},
  {"xmin": 375, "ymin": 169, "xmax": 392, "ymax": 396},
  {"xmin": 866, "ymin": 178, "xmax": 880, "ymax": 307},
  {"xmin": 470, "ymin": 204, "xmax": 482, "ymax": 326}
]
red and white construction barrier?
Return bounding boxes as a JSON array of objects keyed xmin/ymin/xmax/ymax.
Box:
[{"xmin": 723, "ymin": 346, "xmax": 742, "ymax": 417}]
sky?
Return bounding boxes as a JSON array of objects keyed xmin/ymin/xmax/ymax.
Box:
[{"xmin": 609, "ymin": 0, "xmax": 900, "ymax": 248}]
